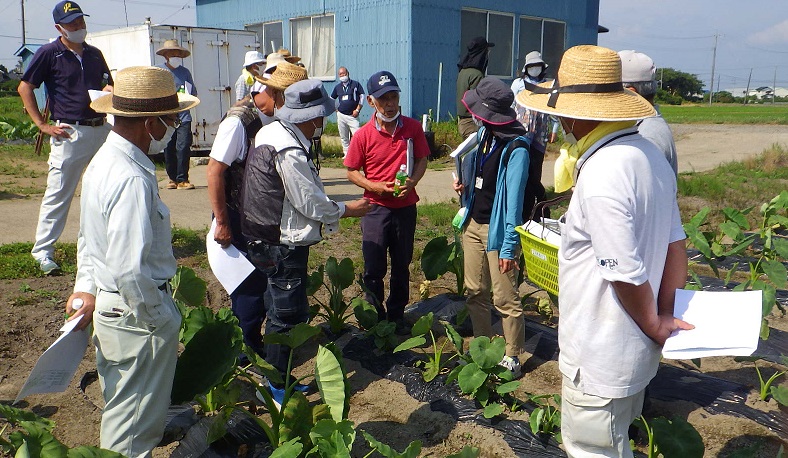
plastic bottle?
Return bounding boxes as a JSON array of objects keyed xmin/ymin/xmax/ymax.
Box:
[
  {"xmin": 393, "ymin": 164, "xmax": 408, "ymax": 197},
  {"xmin": 72, "ymin": 298, "xmax": 84, "ymax": 310}
]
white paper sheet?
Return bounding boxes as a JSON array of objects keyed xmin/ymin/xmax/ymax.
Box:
[
  {"xmin": 88, "ymin": 90, "xmax": 113, "ymax": 125},
  {"xmin": 15, "ymin": 316, "xmax": 88, "ymax": 403},
  {"xmin": 662, "ymin": 289, "xmax": 762, "ymax": 359},
  {"xmin": 450, "ymin": 133, "xmax": 479, "ymax": 184},
  {"xmin": 522, "ymin": 219, "xmax": 561, "ymax": 247},
  {"xmin": 406, "ymin": 138, "xmax": 414, "ymax": 177},
  {"xmin": 206, "ymin": 219, "xmax": 255, "ymax": 295}
]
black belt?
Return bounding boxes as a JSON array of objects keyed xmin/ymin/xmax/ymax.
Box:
[
  {"xmin": 57, "ymin": 117, "xmax": 105, "ymax": 127},
  {"xmin": 158, "ymin": 281, "xmax": 170, "ymax": 292}
]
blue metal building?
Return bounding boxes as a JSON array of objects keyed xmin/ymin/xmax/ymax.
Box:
[{"xmin": 195, "ymin": 0, "xmax": 600, "ymax": 120}]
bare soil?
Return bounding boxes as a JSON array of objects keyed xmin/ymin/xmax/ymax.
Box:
[{"xmin": 1, "ymin": 124, "xmax": 787, "ymax": 456}]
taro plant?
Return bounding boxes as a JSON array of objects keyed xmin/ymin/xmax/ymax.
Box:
[
  {"xmin": 353, "ymin": 298, "xmax": 398, "ymax": 352},
  {"xmin": 0, "ymin": 404, "xmax": 123, "ymax": 458},
  {"xmin": 362, "ymin": 431, "xmax": 421, "ymax": 458},
  {"xmin": 631, "ymin": 415, "xmax": 704, "ymax": 458},
  {"xmin": 307, "ymin": 257, "xmax": 357, "ymax": 335},
  {"xmin": 527, "ymin": 393, "xmax": 562, "ymax": 443},
  {"xmin": 394, "ymin": 312, "xmax": 463, "ymax": 382},
  {"xmin": 421, "ymin": 234, "xmax": 465, "ymax": 296},
  {"xmin": 734, "ymin": 355, "xmax": 788, "ymax": 404},
  {"xmin": 683, "ymin": 191, "xmax": 787, "ymax": 339},
  {"xmin": 445, "ymin": 336, "xmax": 521, "ymax": 418}
]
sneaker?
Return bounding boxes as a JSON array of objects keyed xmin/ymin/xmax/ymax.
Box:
[
  {"xmin": 498, "ymin": 355, "xmax": 522, "ymax": 379},
  {"xmin": 166, "ymin": 180, "xmax": 177, "ymax": 189},
  {"xmin": 177, "ymin": 181, "xmax": 195, "ymax": 190},
  {"xmin": 39, "ymin": 257, "xmax": 60, "ymax": 275},
  {"xmin": 265, "ymin": 384, "xmax": 285, "ymax": 410}
]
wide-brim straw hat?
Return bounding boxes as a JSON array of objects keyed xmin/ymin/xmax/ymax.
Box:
[
  {"xmin": 259, "ymin": 52, "xmax": 287, "ymax": 79},
  {"xmin": 277, "ymin": 79, "xmax": 334, "ymax": 124},
  {"xmin": 277, "ymin": 48, "xmax": 301, "ymax": 63},
  {"xmin": 265, "ymin": 61, "xmax": 308, "ymax": 91},
  {"xmin": 156, "ymin": 39, "xmax": 191, "ymax": 58},
  {"xmin": 91, "ymin": 66, "xmax": 200, "ymax": 117},
  {"xmin": 516, "ymin": 45, "xmax": 655, "ymax": 121}
]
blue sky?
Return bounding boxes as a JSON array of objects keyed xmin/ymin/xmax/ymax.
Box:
[
  {"xmin": 3, "ymin": 0, "xmax": 787, "ymax": 94},
  {"xmin": 598, "ymin": 0, "xmax": 788, "ymax": 93}
]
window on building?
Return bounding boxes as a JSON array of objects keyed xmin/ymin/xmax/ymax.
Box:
[
  {"xmin": 518, "ymin": 17, "xmax": 566, "ymax": 79},
  {"xmin": 246, "ymin": 21, "xmax": 283, "ymax": 56},
  {"xmin": 290, "ymin": 14, "xmax": 335, "ymax": 79},
  {"xmin": 460, "ymin": 9, "xmax": 514, "ymax": 78}
]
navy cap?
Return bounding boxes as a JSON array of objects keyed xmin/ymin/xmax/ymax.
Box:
[
  {"xmin": 367, "ymin": 71, "xmax": 400, "ymax": 98},
  {"xmin": 53, "ymin": 1, "xmax": 88, "ymax": 24}
]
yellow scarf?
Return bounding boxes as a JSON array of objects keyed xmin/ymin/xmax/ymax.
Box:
[
  {"xmin": 242, "ymin": 68, "xmax": 255, "ymax": 86},
  {"xmin": 553, "ymin": 121, "xmax": 636, "ymax": 192}
]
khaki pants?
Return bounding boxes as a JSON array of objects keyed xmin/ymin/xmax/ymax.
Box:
[
  {"xmin": 93, "ymin": 289, "xmax": 181, "ymax": 458},
  {"xmin": 561, "ymin": 374, "xmax": 645, "ymax": 458},
  {"xmin": 457, "ymin": 117, "xmax": 479, "ymax": 140},
  {"xmin": 462, "ymin": 219, "xmax": 525, "ymax": 356}
]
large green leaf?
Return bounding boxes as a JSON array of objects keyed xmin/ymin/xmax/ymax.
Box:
[
  {"xmin": 326, "ymin": 257, "xmax": 355, "ymax": 291},
  {"xmin": 309, "ymin": 419, "xmax": 356, "ymax": 457},
  {"xmin": 772, "ymin": 237, "xmax": 788, "ymax": 259},
  {"xmin": 722, "ymin": 207, "xmax": 750, "ymax": 230},
  {"xmin": 171, "ymin": 266, "xmax": 207, "ymax": 308},
  {"xmin": 687, "ymin": 207, "xmax": 710, "ymax": 229},
  {"xmin": 315, "ymin": 344, "xmax": 349, "ymax": 422},
  {"xmin": 179, "ymin": 306, "xmax": 215, "ymax": 345},
  {"xmin": 171, "ymin": 319, "xmax": 243, "ymax": 404},
  {"xmin": 483, "ymin": 403, "xmax": 504, "ymax": 419},
  {"xmin": 0, "ymin": 405, "xmax": 54, "ymax": 431},
  {"xmin": 771, "ymin": 384, "xmax": 788, "ymax": 407},
  {"xmin": 279, "ymin": 391, "xmax": 313, "ymax": 448},
  {"xmin": 457, "ymin": 363, "xmax": 487, "ymax": 394},
  {"xmin": 445, "ymin": 446, "xmax": 481, "ymax": 458},
  {"xmin": 719, "ymin": 221, "xmax": 743, "ymax": 242},
  {"xmin": 752, "ymin": 282, "xmax": 776, "ymax": 317},
  {"xmin": 14, "ymin": 440, "xmax": 29, "ymax": 458},
  {"xmin": 762, "ymin": 260, "xmax": 787, "ymax": 288},
  {"xmin": 206, "ymin": 407, "xmax": 232, "ymax": 444},
  {"xmin": 683, "ymin": 225, "xmax": 712, "ymax": 259},
  {"xmin": 421, "ymin": 236, "xmax": 451, "ymax": 280},
  {"xmin": 270, "ymin": 438, "xmax": 303, "ymax": 458},
  {"xmin": 496, "ymin": 380, "xmax": 521, "ymax": 395},
  {"xmin": 393, "ymin": 336, "xmax": 426, "ymax": 353},
  {"xmin": 306, "ymin": 265, "xmax": 324, "ymax": 296},
  {"xmin": 8, "ymin": 422, "xmax": 67, "ymax": 458},
  {"xmin": 468, "ymin": 336, "xmax": 505, "ymax": 370},
  {"xmin": 352, "ymin": 298, "xmax": 378, "ymax": 330},
  {"xmin": 361, "ymin": 431, "xmax": 422, "ymax": 458},
  {"xmin": 411, "ymin": 312, "xmax": 434, "ymax": 337},
  {"xmin": 264, "ymin": 323, "xmax": 321, "ymax": 349},
  {"xmin": 443, "ymin": 322, "xmax": 464, "ymax": 355},
  {"xmin": 651, "ymin": 417, "xmax": 705, "ymax": 458}
]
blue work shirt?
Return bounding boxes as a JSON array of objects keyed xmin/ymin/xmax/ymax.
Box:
[
  {"xmin": 330, "ymin": 79, "xmax": 364, "ymax": 115},
  {"xmin": 21, "ymin": 38, "xmax": 112, "ymax": 121},
  {"xmin": 157, "ymin": 63, "xmax": 197, "ymax": 123}
]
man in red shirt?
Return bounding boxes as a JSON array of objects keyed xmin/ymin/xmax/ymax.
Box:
[{"xmin": 344, "ymin": 71, "xmax": 429, "ymax": 332}]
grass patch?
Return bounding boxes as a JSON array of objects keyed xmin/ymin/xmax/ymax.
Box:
[
  {"xmin": 660, "ymin": 104, "xmax": 788, "ymax": 125},
  {"xmin": 0, "ymin": 96, "xmax": 30, "ymax": 123},
  {"xmin": 0, "ymin": 242, "xmax": 77, "ymax": 279}
]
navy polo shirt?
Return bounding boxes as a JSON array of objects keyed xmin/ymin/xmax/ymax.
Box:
[
  {"xmin": 22, "ymin": 38, "xmax": 112, "ymax": 121},
  {"xmin": 330, "ymin": 79, "xmax": 364, "ymax": 115}
]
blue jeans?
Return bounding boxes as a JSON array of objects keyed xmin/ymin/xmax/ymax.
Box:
[
  {"xmin": 248, "ymin": 243, "xmax": 310, "ymax": 386},
  {"xmin": 230, "ymin": 268, "xmax": 267, "ymax": 359},
  {"xmin": 164, "ymin": 122, "xmax": 192, "ymax": 183},
  {"xmin": 361, "ymin": 204, "xmax": 417, "ymax": 321}
]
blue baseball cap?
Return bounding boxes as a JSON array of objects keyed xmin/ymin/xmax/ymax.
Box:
[
  {"xmin": 53, "ymin": 1, "xmax": 88, "ymax": 24},
  {"xmin": 367, "ymin": 71, "xmax": 400, "ymax": 98}
]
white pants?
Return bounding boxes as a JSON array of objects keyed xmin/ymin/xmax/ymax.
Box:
[
  {"xmin": 561, "ymin": 374, "xmax": 645, "ymax": 458},
  {"xmin": 336, "ymin": 111, "xmax": 360, "ymax": 155},
  {"xmin": 31, "ymin": 123, "xmax": 110, "ymax": 261},
  {"xmin": 93, "ymin": 288, "xmax": 181, "ymax": 458}
]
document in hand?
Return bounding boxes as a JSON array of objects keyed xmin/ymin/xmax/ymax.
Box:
[
  {"xmin": 15, "ymin": 316, "xmax": 88, "ymax": 403},
  {"xmin": 662, "ymin": 289, "xmax": 762, "ymax": 360},
  {"xmin": 450, "ymin": 133, "xmax": 479, "ymax": 184}
]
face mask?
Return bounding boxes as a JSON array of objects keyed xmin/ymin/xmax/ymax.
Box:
[
  {"xmin": 339, "ymin": 75, "xmax": 349, "ymax": 83},
  {"xmin": 312, "ymin": 119, "xmax": 325, "ymax": 140},
  {"xmin": 59, "ymin": 26, "xmax": 87, "ymax": 44},
  {"xmin": 148, "ymin": 117, "xmax": 176, "ymax": 155},
  {"xmin": 372, "ymin": 98, "xmax": 399, "ymax": 123},
  {"xmin": 527, "ymin": 66, "xmax": 542, "ymax": 78},
  {"xmin": 471, "ymin": 115, "xmax": 484, "ymax": 127}
]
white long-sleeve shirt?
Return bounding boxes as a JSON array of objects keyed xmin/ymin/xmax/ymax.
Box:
[{"xmin": 75, "ymin": 131, "xmax": 177, "ymax": 326}]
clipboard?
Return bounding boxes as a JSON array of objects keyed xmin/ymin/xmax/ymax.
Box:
[
  {"xmin": 449, "ymin": 133, "xmax": 479, "ymax": 184},
  {"xmin": 406, "ymin": 138, "xmax": 414, "ymax": 177}
]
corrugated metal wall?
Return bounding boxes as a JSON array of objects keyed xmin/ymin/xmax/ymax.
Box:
[{"xmin": 195, "ymin": 0, "xmax": 600, "ymax": 118}]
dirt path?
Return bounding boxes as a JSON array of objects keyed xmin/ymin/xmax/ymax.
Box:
[{"xmin": 1, "ymin": 123, "xmax": 786, "ymax": 245}]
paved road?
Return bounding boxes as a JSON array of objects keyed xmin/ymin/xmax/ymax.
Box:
[{"xmin": 4, "ymin": 123, "xmax": 788, "ymax": 245}]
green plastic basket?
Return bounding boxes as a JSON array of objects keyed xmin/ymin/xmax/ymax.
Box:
[{"xmin": 516, "ymin": 225, "xmax": 559, "ymax": 296}]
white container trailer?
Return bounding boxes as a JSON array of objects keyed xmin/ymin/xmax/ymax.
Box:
[{"xmin": 86, "ymin": 23, "xmax": 259, "ymax": 150}]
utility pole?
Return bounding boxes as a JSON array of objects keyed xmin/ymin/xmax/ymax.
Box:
[
  {"xmin": 744, "ymin": 68, "xmax": 753, "ymax": 105},
  {"xmin": 709, "ymin": 33, "xmax": 718, "ymax": 107},
  {"xmin": 20, "ymin": 0, "xmax": 25, "ymax": 45},
  {"xmin": 773, "ymin": 67, "xmax": 777, "ymax": 104},
  {"xmin": 659, "ymin": 68, "xmax": 663, "ymax": 89}
]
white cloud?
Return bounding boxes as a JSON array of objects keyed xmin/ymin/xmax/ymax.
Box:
[{"xmin": 748, "ymin": 20, "xmax": 788, "ymax": 45}]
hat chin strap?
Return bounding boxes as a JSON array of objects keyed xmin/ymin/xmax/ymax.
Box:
[{"xmin": 525, "ymin": 79, "xmax": 623, "ymax": 108}]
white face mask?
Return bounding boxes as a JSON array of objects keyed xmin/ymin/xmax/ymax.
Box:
[
  {"xmin": 339, "ymin": 75, "xmax": 349, "ymax": 83},
  {"xmin": 312, "ymin": 118, "xmax": 325, "ymax": 140},
  {"xmin": 148, "ymin": 117, "xmax": 176, "ymax": 155},
  {"xmin": 561, "ymin": 119, "xmax": 578, "ymax": 145},
  {"xmin": 372, "ymin": 98, "xmax": 399, "ymax": 123},
  {"xmin": 527, "ymin": 66, "xmax": 543, "ymax": 78},
  {"xmin": 59, "ymin": 26, "xmax": 87, "ymax": 44}
]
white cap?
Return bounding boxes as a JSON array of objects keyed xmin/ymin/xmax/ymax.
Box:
[{"xmin": 618, "ymin": 50, "xmax": 656, "ymax": 83}]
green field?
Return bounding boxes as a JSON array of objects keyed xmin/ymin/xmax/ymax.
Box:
[{"xmin": 660, "ymin": 103, "xmax": 788, "ymax": 124}]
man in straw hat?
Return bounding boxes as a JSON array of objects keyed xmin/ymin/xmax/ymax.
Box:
[
  {"xmin": 516, "ymin": 45, "xmax": 693, "ymax": 457},
  {"xmin": 64, "ymin": 65, "xmax": 199, "ymax": 458},
  {"xmin": 240, "ymin": 78, "xmax": 370, "ymax": 407},
  {"xmin": 452, "ymin": 76, "xmax": 532, "ymax": 378},
  {"xmin": 235, "ymin": 50, "xmax": 266, "ymax": 102},
  {"xmin": 156, "ymin": 38, "xmax": 197, "ymax": 190},
  {"xmin": 19, "ymin": 0, "xmax": 113, "ymax": 275},
  {"xmin": 619, "ymin": 49, "xmax": 678, "ymax": 176}
]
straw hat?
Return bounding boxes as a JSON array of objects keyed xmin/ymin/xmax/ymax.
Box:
[
  {"xmin": 277, "ymin": 48, "xmax": 301, "ymax": 63},
  {"xmin": 516, "ymin": 45, "xmax": 655, "ymax": 121},
  {"xmin": 259, "ymin": 52, "xmax": 287, "ymax": 77},
  {"xmin": 91, "ymin": 66, "xmax": 200, "ymax": 117},
  {"xmin": 156, "ymin": 39, "xmax": 191, "ymax": 58},
  {"xmin": 265, "ymin": 61, "xmax": 308, "ymax": 91}
]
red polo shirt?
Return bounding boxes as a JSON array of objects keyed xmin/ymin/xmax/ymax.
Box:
[{"xmin": 344, "ymin": 114, "xmax": 430, "ymax": 208}]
